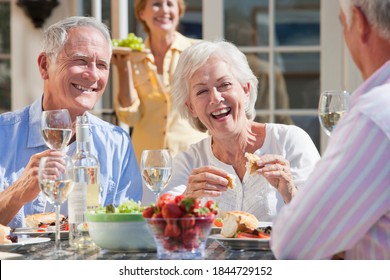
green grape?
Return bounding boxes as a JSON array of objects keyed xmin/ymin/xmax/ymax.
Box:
[{"xmin": 112, "ymin": 33, "xmax": 145, "ymax": 51}]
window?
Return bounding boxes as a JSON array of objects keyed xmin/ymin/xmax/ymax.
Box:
[
  {"xmin": 0, "ymin": 0, "xmax": 11, "ymax": 114},
  {"xmin": 224, "ymin": 0, "xmax": 321, "ymax": 151}
]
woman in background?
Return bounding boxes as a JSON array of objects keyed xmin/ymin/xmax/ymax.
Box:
[{"xmin": 111, "ymin": 0, "xmax": 207, "ymax": 204}]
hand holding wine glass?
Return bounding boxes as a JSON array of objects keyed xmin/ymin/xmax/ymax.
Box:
[
  {"xmin": 318, "ymin": 90, "xmax": 350, "ymax": 136},
  {"xmin": 38, "ymin": 155, "xmax": 74, "ymax": 257},
  {"xmin": 140, "ymin": 149, "xmax": 172, "ymax": 198},
  {"xmin": 41, "ymin": 109, "xmax": 72, "ymax": 150}
]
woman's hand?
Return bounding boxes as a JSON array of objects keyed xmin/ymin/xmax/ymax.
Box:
[
  {"xmin": 111, "ymin": 54, "xmax": 138, "ymax": 107},
  {"xmin": 254, "ymin": 154, "xmax": 297, "ymax": 203},
  {"xmin": 184, "ymin": 166, "xmax": 231, "ymax": 199}
]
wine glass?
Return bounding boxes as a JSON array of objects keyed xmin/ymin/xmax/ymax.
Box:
[
  {"xmin": 318, "ymin": 90, "xmax": 350, "ymax": 136},
  {"xmin": 38, "ymin": 155, "xmax": 74, "ymax": 257},
  {"xmin": 140, "ymin": 149, "xmax": 172, "ymax": 199},
  {"xmin": 41, "ymin": 109, "xmax": 72, "ymax": 151}
]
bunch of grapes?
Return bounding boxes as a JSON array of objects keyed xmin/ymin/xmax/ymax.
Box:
[{"xmin": 112, "ymin": 33, "xmax": 145, "ymax": 51}]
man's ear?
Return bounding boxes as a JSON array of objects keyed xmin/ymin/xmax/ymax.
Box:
[
  {"xmin": 38, "ymin": 52, "xmax": 50, "ymax": 80},
  {"xmin": 185, "ymin": 101, "xmax": 198, "ymax": 118},
  {"xmin": 353, "ymin": 5, "xmax": 370, "ymax": 42}
]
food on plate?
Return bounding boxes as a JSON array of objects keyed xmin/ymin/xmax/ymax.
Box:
[
  {"xmin": 221, "ymin": 211, "xmax": 259, "ymax": 238},
  {"xmin": 25, "ymin": 212, "xmax": 66, "ymax": 228},
  {"xmin": 213, "ymin": 217, "xmax": 223, "ymax": 227},
  {"xmin": 219, "ymin": 211, "xmax": 272, "ymax": 239},
  {"xmin": 92, "ymin": 199, "xmax": 144, "ymax": 214},
  {"xmin": 244, "ymin": 152, "xmax": 261, "ymax": 174},
  {"xmin": 0, "ymin": 224, "xmax": 17, "ymax": 244},
  {"xmin": 112, "ymin": 33, "xmax": 145, "ymax": 51},
  {"xmin": 226, "ymin": 173, "xmax": 236, "ymax": 189}
]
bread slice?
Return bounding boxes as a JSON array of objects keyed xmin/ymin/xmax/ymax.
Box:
[
  {"xmin": 220, "ymin": 211, "xmax": 259, "ymax": 238},
  {"xmin": 25, "ymin": 212, "xmax": 64, "ymax": 228},
  {"xmin": 244, "ymin": 152, "xmax": 261, "ymax": 174},
  {"xmin": 226, "ymin": 173, "xmax": 236, "ymax": 189},
  {"xmin": 0, "ymin": 224, "xmax": 11, "ymax": 244}
]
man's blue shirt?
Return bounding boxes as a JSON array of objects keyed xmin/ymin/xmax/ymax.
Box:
[{"xmin": 0, "ymin": 97, "xmax": 142, "ymax": 228}]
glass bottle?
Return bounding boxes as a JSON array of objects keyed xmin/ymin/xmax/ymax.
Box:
[{"xmin": 68, "ymin": 115, "xmax": 100, "ymax": 249}]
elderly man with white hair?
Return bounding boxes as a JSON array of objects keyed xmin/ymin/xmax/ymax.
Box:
[{"xmin": 271, "ymin": 0, "xmax": 390, "ymax": 259}]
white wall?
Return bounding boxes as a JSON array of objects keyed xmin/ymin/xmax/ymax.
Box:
[{"xmin": 10, "ymin": 0, "xmax": 72, "ymax": 111}]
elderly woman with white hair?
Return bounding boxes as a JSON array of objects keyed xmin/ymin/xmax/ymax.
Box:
[{"xmin": 162, "ymin": 40, "xmax": 320, "ymax": 221}]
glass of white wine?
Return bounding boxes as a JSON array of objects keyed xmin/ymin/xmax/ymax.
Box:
[
  {"xmin": 41, "ymin": 109, "xmax": 72, "ymax": 151},
  {"xmin": 318, "ymin": 90, "xmax": 350, "ymax": 136},
  {"xmin": 140, "ymin": 149, "xmax": 172, "ymax": 199},
  {"xmin": 38, "ymin": 155, "xmax": 74, "ymax": 257}
]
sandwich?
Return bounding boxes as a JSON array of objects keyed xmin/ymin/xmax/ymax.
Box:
[
  {"xmin": 244, "ymin": 152, "xmax": 261, "ymax": 174},
  {"xmin": 220, "ymin": 211, "xmax": 259, "ymax": 238},
  {"xmin": 25, "ymin": 212, "xmax": 65, "ymax": 228}
]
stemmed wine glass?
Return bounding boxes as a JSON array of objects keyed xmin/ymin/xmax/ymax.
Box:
[
  {"xmin": 318, "ymin": 90, "xmax": 350, "ymax": 136},
  {"xmin": 41, "ymin": 109, "xmax": 72, "ymax": 151},
  {"xmin": 38, "ymin": 155, "xmax": 74, "ymax": 257},
  {"xmin": 140, "ymin": 149, "xmax": 172, "ymax": 199},
  {"xmin": 40, "ymin": 109, "xmax": 73, "ymax": 249}
]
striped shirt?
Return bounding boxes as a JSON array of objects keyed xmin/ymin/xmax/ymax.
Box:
[{"xmin": 270, "ymin": 60, "xmax": 390, "ymax": 259}]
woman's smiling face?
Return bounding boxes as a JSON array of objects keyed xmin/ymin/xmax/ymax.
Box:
[{"xmin": 186, "ymin": 57, "xmax": 250, "ymax": 138}]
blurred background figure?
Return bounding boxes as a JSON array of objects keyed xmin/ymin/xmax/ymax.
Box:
[{"xmin": 111, "ymin": 0, "xmax": 207, "ymax": 205}]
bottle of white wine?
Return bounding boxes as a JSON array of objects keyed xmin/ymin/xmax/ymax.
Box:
[{"xmin": 68, "ymin": 115, "xmax": 100, "ymax": 249}]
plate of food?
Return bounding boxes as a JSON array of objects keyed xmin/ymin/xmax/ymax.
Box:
[
  {"xmin": 208, "ymin": 211, "xmax": 272, "ymax": 251},
  {"xmin": 0, "ymin": 237, "xmax": 51, "ymax": 252},
  {"xmin": 13, "ymin": 212, "xmax": 69, "ymax": 240}
]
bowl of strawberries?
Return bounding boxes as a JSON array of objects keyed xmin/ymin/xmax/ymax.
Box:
[{"xmin": 143, "ymin": 194, "xmax": 218, "ymax": 260}]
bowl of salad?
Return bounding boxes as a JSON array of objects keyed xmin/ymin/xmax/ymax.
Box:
[{"xmin": 85, "ymin": 199, "xmax": 155, "ymax": 252}]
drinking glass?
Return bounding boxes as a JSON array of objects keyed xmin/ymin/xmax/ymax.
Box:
[
  {"xmin": 140, "ymin": 149, "xmax": 172, "ymax": 198},
  {"xmin": 38, "ymin": 156, "xmax": 74, "ymax": 257},
  {"xmin": 318, "ymin": 90, "xmax": 350, "ymax": 136},
  {"xmin": 41, "ymin": 109, "xmax": 72, "ymax": 151}
]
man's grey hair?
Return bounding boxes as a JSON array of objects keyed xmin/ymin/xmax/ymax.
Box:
[
  {"xmin": 171, "ymin": 40, "xmax": 258, "ymax": 132},
  {"xmin": 339, "ymin": 0, "xmax": 390, "ymax": 41},
  {"xmin": 42, "ymin": 16, "xmax": 112, "ymax": 62}
]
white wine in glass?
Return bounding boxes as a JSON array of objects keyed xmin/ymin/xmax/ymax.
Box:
[
  {"xmin": 318, "ymin": 90, "xmax": 350, "ymax": 136},
  {"xmin": 41, "ymin": 109, "xmax": 72, "ymax": 150},
  {"xmin": 38, "ymin": 155, "xmax": 74, "ymax": 257},
  {"xmin": 141, "ymin": 149, "xmax": 172, "ymax": 198}
]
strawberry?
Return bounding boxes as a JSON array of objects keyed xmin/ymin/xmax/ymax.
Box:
[
  {"xmin": 156, "ymin": 193, "xmax": 175, "ymax": 209},
  {"xmin": 182, "ymin": 228, "xmax": 199, "ymax": 249},
  {"xmin": 178, "ymin": 197, "xmax": 201, "ymax": 214},
  {"xmin": 174, "ymin": 194, "xmax": 186, "ymax": 204},
  {"xmin": 180, "ymin": 213, "xmax": 196, "ymax": 229},
  {"xmin": 142, "ymin": 205, "xmax": 156, "ymax": 218},
  {"xmin": 161, "ymin": 203, "xmax": 183, "ymax": 219},
  {"xmin": 204, "ymin": 200, "xmax": 219, "ymax": 215},
  {"xmin": 164, "ymin": 222, "xmax": 181, "ymax": 238}
]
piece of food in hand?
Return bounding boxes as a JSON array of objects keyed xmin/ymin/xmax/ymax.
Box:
[
  {"xmin": 25, "ymin": 212, "xmax": 65, "ymax": 228},
  {"xmin": 220, "ymin": 211, "xmax": 259, "ymax": 238},
  {"xmin": 226, "ymin": 173, "xmax": 236, "ymax": 189},
  {"xmin": 244, "ymin": 152, "xmax": 261, "ymax": 174},
  {"xmin": 0, "ymin": 224, "xmax": 12, "ymax": 244}
]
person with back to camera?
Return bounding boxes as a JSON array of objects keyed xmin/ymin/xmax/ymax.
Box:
[
  {"xmin": 271, "ymin": 0, "xmax": 390, "ymax": 259},
  {"xmin": 0, "ymin": 16, "xmax": 142, "ymax": 229},
  {"xmin": 111, "ymin": 0, "xmax": 208, "ymax": 204},
  {"xmin": 161, "ymin": 40, "xmax": 320, "ymax": 222}
]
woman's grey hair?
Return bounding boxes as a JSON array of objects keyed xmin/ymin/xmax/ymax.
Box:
[
  {"xmin": 42, "ymin": 16, "xmax": 112, "ymax": 62},
  {"xmin": 339, "ymin": 0, "xmax": 390, "ymax": 41},
  {"xmin": 171, "ymin": 40, "xmax": 258, "ymax": 132}
]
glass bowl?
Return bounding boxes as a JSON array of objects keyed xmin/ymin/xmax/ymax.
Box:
[{"xmin": 145, "ymin": 216, "xmax": 214, "ymax": 259}]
